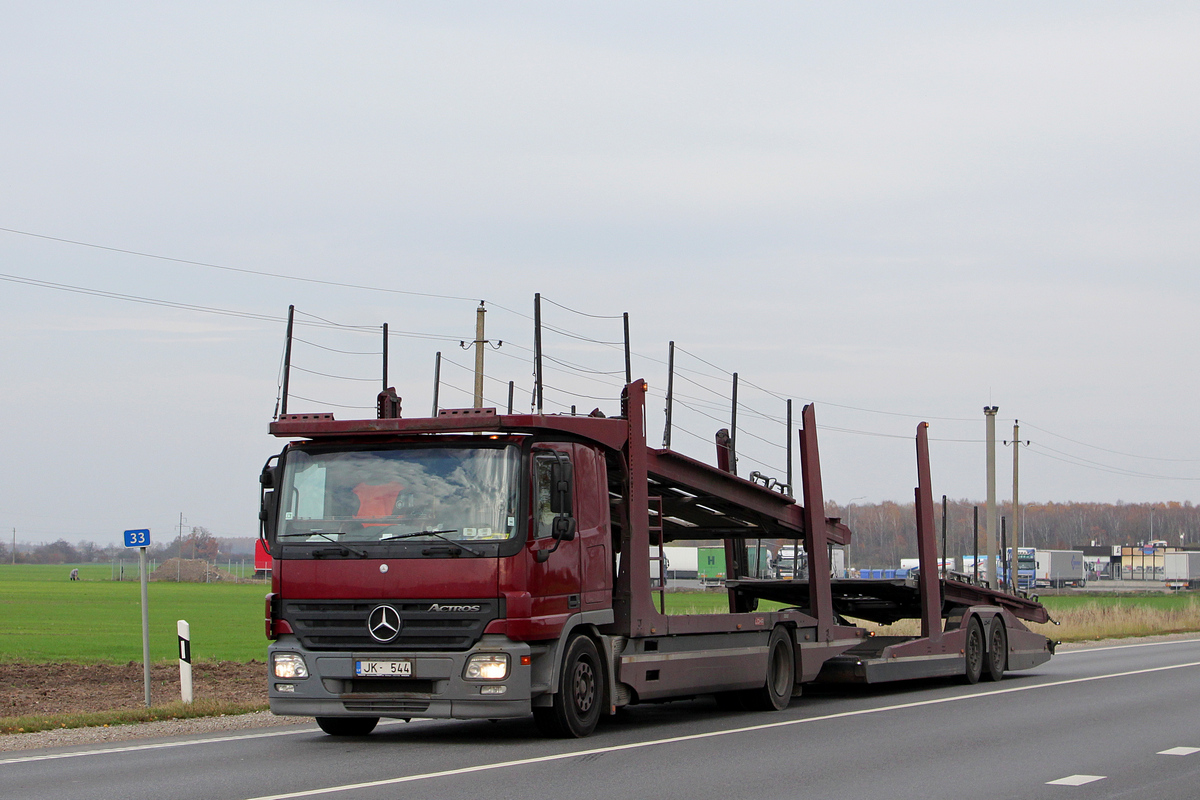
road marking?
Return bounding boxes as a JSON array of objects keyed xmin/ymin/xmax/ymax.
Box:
[
  {"xmin": 232, "ymin": 659, "xmax": 1200, "ymax": 800},
  {"xmin": 1158, "ymin": 746, "xmax": 1200, "ymax": 756},
  {"xmin": 1047, "ymin": 775, "xmax": 1105, "ymax": 786},
  {"xmin": 0, "ymin": 719, "xmax": 418, "ymax": 766},
  {"xmin": 1058, "ymin": 638, "xmax": 1200, "ymax": 655}
]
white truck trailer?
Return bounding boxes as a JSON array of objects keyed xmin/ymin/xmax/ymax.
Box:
[
  {"xmin": 1164, "ymin": 552, "xmax": 1200, "ymax": 589},
  {"xmin": 1034, "ymin": 549, "xmax": 1084, "ymax": 588}
]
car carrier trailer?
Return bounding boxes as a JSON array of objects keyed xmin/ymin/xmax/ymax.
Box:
[{"xmin": 261, "ymin": 379, "xmax": 1054, "ymax": 738}]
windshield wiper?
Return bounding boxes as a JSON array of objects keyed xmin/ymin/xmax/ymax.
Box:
[
  {"xmin": 278, "ymin": 531, "xmax": 368, "ymax": 558},
  {"xmin": 378, "ymin": 529, "xmax": 483, "ymax": 556}
]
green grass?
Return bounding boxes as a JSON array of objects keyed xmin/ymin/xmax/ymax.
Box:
[
  {"xmin": 0, "ymin": 564, "xmax": 269, "ymax": 663},
  {"xmin": 0, "ymin": 699, "xmax": 270, "ymax": 736}
]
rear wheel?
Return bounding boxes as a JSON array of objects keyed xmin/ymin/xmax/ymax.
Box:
[
  {"xmin": 316, "ymin": 716, "xmax": 378, "ymax": 736},
  {"xmin": 534, "ymin": 635, "xmax": 604, "ymax": 738},
  {"xmin": 962, "ymin": 617, "xmax": 984, "ymax": 685},
  {"xmin": 984, "ymin": 618, "xmax": 1007, "ymax": 682},
  {"xmin": 741, "ymin": 626, "xmax": 795, "ymax": 711}
]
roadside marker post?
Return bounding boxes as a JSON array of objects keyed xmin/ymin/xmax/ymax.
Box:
[
  {"xmin": 178, "ymin": 620, "xmax": 193, "ymax": 703},
  {"xmin": 123, "ymin": 528, "xmax": 152, "ymax": 708}
]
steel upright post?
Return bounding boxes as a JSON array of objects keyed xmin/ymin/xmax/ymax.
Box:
[
  {"xmin": 973, "ymin": 505, "xmax": 979, "ymax": 583},
  {"xmin": 280, "ymin": 304, "xmax": 295, "ymax": 417},
  {"xmin": 786, "ymin": 399, "xmax": 794, "ymax": 497},
  {"xmin": 432, "ymin": 352, "xmax": 442, "ymax": 416},
  {"xmin": 984, "ymin": 406, "xmax": 999, "ymax": 588},
  {"xmin": 941, "ymin": 494, "xmax": 948, "ymax": 579},
  {"xmin": 729, "ymin": 372, "xmax": 739, "ymax": 477},
  {"xmin": 623, "ymin": 312, "xmax": 632, "ymax": 386},
  {"xmin": 662, "ymin": 341, "xmax": 675, "ymax": 448},
  {"xmin": 534, "ymin": 293, "xmax": 543, "ymax": 414},
  {"xmin": 382, "ymin": 323, "xmax": 388, "ymax": 390}
]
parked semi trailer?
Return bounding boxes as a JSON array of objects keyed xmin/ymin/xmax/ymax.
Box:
[
  {"xmin": 260, "ymin": 380, "xmax": 1055, "ymax": 738},
  {"xmin": 1034, "ymin": 549, "xmax": 1085, "ymax": 589}
]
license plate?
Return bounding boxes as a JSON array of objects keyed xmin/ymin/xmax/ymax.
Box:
[{"xmin": 355, "ymin": 659, "xmax": 412, "ymax": 677}]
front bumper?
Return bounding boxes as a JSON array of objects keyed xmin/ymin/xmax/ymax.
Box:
[{"xmin": 268, "ymin": 634, "xmax": 532, "ymax": 720}]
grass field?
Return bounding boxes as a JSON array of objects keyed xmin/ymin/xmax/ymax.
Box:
[
  {"xmin": 0, "ymin": 564, "xmax": 268, "ymax": 663},
  {"xmin": 5, "ymin": 566, "xmax": 1200, "ymax": 664}
]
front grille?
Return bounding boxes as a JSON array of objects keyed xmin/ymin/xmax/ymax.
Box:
[
  {"xmin": 348, "ymin": 678, "xmax": 436, "ymax": 694},
  {"xmin": 344, "ymin": 699, "xmax": 431, "ymax": 714},
  {"xmin": 285, "ymin": 599, "xmax": 501, "ymax": 651}
]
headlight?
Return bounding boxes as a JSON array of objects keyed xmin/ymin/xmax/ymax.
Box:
[
  {"xmin": 464, "ymin": 653, "xmax": 509, "ymax": 681},
  {"xmin": 273, "ymin": 653, "xmax": 308, "ymax": 679}
]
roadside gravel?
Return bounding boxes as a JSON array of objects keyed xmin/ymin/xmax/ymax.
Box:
[{"xmin": 0, "ymin": 711, "xmax": 312, "ymax": 752}]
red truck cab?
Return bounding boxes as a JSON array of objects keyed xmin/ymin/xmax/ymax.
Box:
[{"xmin": 263, "ymin": 425, "xmax": 617, "ymax": 736}]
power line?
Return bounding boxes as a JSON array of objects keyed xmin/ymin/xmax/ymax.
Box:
[
  {"xmin": 1021, "ymin": 422, "xmax": 1200, "ymax": 463},
  {"xmin": 0, "ymin": 225, "xmax": 483, "ymax": 304},
  {"xmin": 540, "ymin": 295, "xmax": 624, "ymax": 320},
  {"xmin": 290, "ymin": 365, "xmax": 379, "ymax": 383}
]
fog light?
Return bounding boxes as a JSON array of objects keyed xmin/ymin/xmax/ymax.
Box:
[
  {"xmin": 275, "ymin": 683, "xmax": 296, "ymax": 693},
  {"xmin": 480, "ymin": 685, "xmax": 507, "ymax": 695},
  {"xmin": 464, "ymin": 653, "xmax": 509, "ymax": 680},
  {"xmin": 273, "ymin": 653, "xmax": 308, "ymax": 679}
]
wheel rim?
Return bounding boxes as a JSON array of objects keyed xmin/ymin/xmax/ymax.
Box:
[
  {"xmin": 990, "ymin": 626, "xmax": 1005, "ymax": 671},
  {"xmin": 573, "ymin": 659, "xmax": 595, "ymax": 714},
  {"xmin": 967, "ymin": 626, "xmax": 982, "ymax": 672}
]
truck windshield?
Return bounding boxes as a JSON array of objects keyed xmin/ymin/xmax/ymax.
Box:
[{"xmin": 276, "ymin": 445, "xmax": 520, "ymax": 544}]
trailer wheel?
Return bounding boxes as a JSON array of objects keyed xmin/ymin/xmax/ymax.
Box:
[
  {"xmin": 984, "ymin": 618, "xmax": 1007, "ymax": 682},
  {"xmin": 315, "ymin": 716, "xmax": 378, "ymax": 736},
  {"xmin": 534, "ymin": 635, "xmax": 603, "ymax": 738},
  {"xmin": 742, "ymin": 626, "xmax": 794, "ymax": 711},
  {"xmin": 962, "ymin": 617, "xmax": 984, "ymax": 685}
]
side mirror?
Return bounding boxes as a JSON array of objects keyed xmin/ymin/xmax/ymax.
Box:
[
  {"xmin": 549, "ymin": 459, "xmax": 573, "ymax": 515},
  {"xmin": 553, "ymin": 515, "xmax": 576, "ymax": 541}
]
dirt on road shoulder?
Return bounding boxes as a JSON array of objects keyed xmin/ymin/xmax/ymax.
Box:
[{"xmin": 0, "ymin": 660, "xmax": 266, "ymax": 718}]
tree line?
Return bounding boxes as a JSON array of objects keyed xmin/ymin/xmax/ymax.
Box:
[
  {"xmin": 832, "ymin": 499, "xmax": 1200, "ymax": 570},
  {"xmin": 3, "ymin": 527, "xmax": 256, "ymax": 565}
]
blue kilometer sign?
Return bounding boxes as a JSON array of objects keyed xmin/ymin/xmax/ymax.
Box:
[{"xmin": 123, "ymin": 529, "xmax": 151, "ymax": 548}]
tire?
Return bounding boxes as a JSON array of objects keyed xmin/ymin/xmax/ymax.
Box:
[
  {"xmin": 984, "ymin": 618, "xmax": 1007, "ymax": 682},
  {"xmin": 741, "ymin": 626, "xmax": 795, "ymax": 711},
  {"xmin": 316, "ymin": 716, "xmax": 378, "ymax": 736},
  {"xmin": 962, "ymin": 617, "xmax": 984, "ymax": 685},
  {"xmin": 534, "ymin": 635, "xmax": 604, "ymax": 738}
]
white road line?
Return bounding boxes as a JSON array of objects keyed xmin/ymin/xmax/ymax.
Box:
[
  {"xmin": 1057, "ymin": 637, "xmax": 1200, "ymax": 655},
  {"xmin": 0, "ymin": 719, "xmax": 418, "ymax": 766},
  {"xmin": 234, "ymin": 659, "xmax": 1200, "ymax": 800},
  {"xmin": 1047, "ymin": 775, "xmax": 1105, "ymax": 786},
  {"xmin": 1158, "ymin": 746, "xmax": 1200, "ymax": 756}
]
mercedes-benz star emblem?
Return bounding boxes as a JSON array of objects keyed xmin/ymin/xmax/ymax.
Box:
[{"xmin": 367, "ymin": 605, "xmax": 401, "ymax": 643}]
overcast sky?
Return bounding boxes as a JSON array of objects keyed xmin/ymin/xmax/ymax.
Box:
[{"xmin": 3, "ymin": 3, "xmax": 1200, "ymax": 546}]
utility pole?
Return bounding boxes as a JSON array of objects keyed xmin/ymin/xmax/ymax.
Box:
[
  {"xmin": 984, "ymin": 406, "xmax": 999, "ymax": 588},
  {"xmin": 11, "ymin": 528, "xmax": 14, "ymax": 565},
  {"xmin": 459, "ymin": 302, "xmax": 489, "ymax": 408},
  {"xmin": 1006, "ymin": 420, "xmax": 1029, "ymax": 593}
]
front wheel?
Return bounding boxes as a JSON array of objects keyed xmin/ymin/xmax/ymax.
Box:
[
  {"xmin": 316, "ymin": 716, "xmax": 379, "ymax": 736},
  {"xmin": 534, "ymin": 635, "xmax": 604, "ymax": 738}
]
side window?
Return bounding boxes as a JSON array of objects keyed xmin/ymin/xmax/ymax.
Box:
[{"xmin": 533, "ymin": 452, "xmax": 572, "ymax": 539}]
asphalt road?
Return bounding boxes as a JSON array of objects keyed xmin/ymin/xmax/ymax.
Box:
[{"xmin": 4, "ymin": 638, "xmax": 1200, "ymax": 800}]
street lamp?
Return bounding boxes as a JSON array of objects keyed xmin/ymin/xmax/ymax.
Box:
[{"xmin": 845, "ymin": 496, "xmax": 866, "ymax": 575}]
